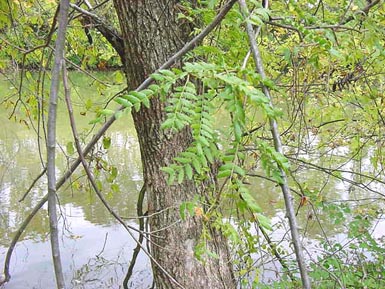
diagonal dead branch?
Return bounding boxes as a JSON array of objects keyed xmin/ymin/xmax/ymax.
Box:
[{"xmin": 18, "ymin": 168, "xmax": 47, "ymax": 202}]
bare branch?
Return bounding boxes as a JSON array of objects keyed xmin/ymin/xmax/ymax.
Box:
[
  {"xmin": 305, "ymin": 24, "xmax": 361, "ymax": 32},
  {"xmin": 266, "ymin": 20, "xmax": 304, "ymax": 41},
  {"xmin": 46, "ymin": 0, "xmax": 70, "ymax": 287},
  {"xmin": 238, "ymin": 0, "xmax": 312, "ymax": 288},
  {"xmin": 123, "ymin": 183, "xmax": 146, "ymax": 289},
  {"xmin": 18, "ymin": 168, "xmax": 47, "ymax": 202},
  {"xmin": 340, "ymin": 0, "xmax": 382, "ymax": 24}
]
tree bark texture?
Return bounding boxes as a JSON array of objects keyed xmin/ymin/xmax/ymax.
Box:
[{"xmin": 112, "ymin": 1, "xmax": 236, "ymax": 288}]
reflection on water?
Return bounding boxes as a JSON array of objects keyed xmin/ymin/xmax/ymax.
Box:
[
  {"xmin": 0, "ymin": 206, "xmax": 151, "ymax": 289},
  {"xmin": 0, "ymin": 117, "xmax": 150, "ymax": 287},
  {"xmin": 0, "ymin": 73, "xmax": 151, "ymax": 288}
]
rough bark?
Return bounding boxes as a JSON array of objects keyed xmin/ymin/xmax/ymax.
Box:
[{"xmin": 112, "ymin": 1, "xmax": 236, "ymax": 288}]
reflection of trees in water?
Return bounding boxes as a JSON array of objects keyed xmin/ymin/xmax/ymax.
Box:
[
  {"xmin": 71, "ymin": 249, "xmax": 152, "ymax": 289},
  {"xmin": 60, "ymin": 175, "xmax": 141, "ymax": 227},
  {"xmin": 59, "ymin": 139, "xmax": 143, "ymax": 226},
  {"xmin": 0, "ymin": 97, "xmax": 143, "ymax": 241},
  {"xmin": 0, "ymin": 72, "xmax": 138, "ymax": 239},
  {"xmin": 0, "ymin": 182, "xmax": 50, "ymax": 245},
  {"xmin": 71, "ymin": 255, "xmax": 125, "ymax": 289},
  {"xmin": 0, "ymin": 132, "xmax": 143, "ymax": 242}
]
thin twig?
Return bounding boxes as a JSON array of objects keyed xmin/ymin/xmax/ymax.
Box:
[
  {"xmin": 96, "ymin": 233, "xmax": 108, "ymax": 257},
  {"xmin": 18, "ymin": 168, "xmax": 47, "ymax": 202},
  {"xmin": 305, "ymin": 24, "xmax": 361, "ymax": 32},
  {"xmin": 290, "ymin": 157, "xmax": 385, "ymax": 197},
  {"xmin": 251, "ymin": 213, "xmax": 296, "ymax": 281},
  {"xmin": 123, "ymin": 184, "xmax": 146, "ymax": 289},
  {"xmin": 340, "ymin": 0, "xmax": 381, "ymax": 24},
  {"xmin": 266, "ymin": 21, "xmax": 303, "ymax": 41}
]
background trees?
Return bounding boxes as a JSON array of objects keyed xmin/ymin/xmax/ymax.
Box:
[{"xmin": 0, "ymin": 0, "xmax": 384, "ymax": 288}]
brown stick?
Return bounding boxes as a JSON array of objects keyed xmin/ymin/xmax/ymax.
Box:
[
  {"xmin": 18, "ymin": 168, "xmax": 47, "ymax": 202},
  {"xmin": 123, "ymin": 184, "xmax": 146, "ymax": 289},
  {"xmin": 340, "ymin": 0, "xmax": 381, "ymax": 24}
]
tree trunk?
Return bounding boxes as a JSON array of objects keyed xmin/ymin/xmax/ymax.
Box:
[{"xmin": 112, "ymin": 1, "xmax": 236, "ymax": 288}]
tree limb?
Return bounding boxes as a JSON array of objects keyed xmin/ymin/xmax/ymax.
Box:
[
  {"xmin": 340, "ymin": 0, "xmax": 382, "ymax": 25},
  {"xmin": 238, "ymin": 0, "xmax": 312, "ymax": 288},
  {"xmin": 18, "ymin": 168, "xmax": 47, "ymax": 202},
  {"xmin": 69, "ymin": 3, "xmax": 125, "ymax": 59}
]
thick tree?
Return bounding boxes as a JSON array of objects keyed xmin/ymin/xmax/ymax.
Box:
[{"xmin": 111, "ymin": 1, "xmax": 236, "ymax": 288}]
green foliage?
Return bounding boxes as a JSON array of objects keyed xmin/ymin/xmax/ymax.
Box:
[
  {"xmin": 0, "ymin": 0, "xmax": 16, "ymax": 29},
  {"xmin": 90, "ymin": 140, "xmax": 122, "ymax": 197},
  {"xmin": 257, "ymin": 141, "xmax": 289, "ymax": 184},
  {"xmin": 87, "ymin": 85, "xmax": 156, "ymax": 124},
  {"xmin": 153, "ymin": 62, "xmax": 282, "ymax": 185},
  {"xmin": 117, "ymin": 90, "xmax": 152, "ymax": 111},
  {"xmin": 0, "ymin": 0, "xmax": 121, "ymax": 70}
]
